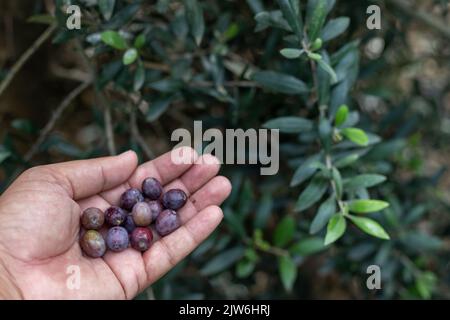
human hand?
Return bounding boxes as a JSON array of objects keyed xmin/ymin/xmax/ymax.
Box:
[{"xmin": 0, "ymin": 148, "xmax": 231, "ymax": 299}]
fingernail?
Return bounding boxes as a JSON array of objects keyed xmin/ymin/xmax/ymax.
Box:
[{"xmin": 119, "ymin": 150, "xmax": 134, "ymax": 157}]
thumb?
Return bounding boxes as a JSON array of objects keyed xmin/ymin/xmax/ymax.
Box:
[{"xmin": 23, "ymin": 150, "xmax": 139, "ymax": 200}]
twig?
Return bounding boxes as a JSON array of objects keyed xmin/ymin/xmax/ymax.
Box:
[
  {"xmin": 0, "ymin": 24, "xmax": 56, "ymax": 97},
  {"xmin": 142, "ymin": 61, "xmax": 170, "ymax": 72},
  {"xmin": 190, "ymin": 80, "xmax": 258, "ymax": 88},
  {"xmin": 103, "ymin": 102, "xmax": 116, "ymax": 156},
  {"xmin": 130, "ymin": 104, "xmax": 155, "ymax": 160},
  {"xmin": 388, "ymin": 0, "xmax": 450, "ymax": 40},
  {"xmin": 75, "ymin": 39, "xmax": 116, "ymax": 155},
  {"xmin": 24, "ymin": 80, "xmax": 92, "ymax": 162}
]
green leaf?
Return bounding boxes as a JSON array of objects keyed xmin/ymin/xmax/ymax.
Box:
[
  {"xmin": 306, "ymin": 0, "xmax": 328, "ymax": 42},
  {"xmin": 263, "ymin": 117, "xmax": 313, "ymax": 133},
  {"xmin": 278, "ymin": 255, "xmax": 297, "ymax": 292},
  {"xmin": 295, "ymin": 174, "xmax": 328, "ymax": 212},
  {"xmin": 146, "ymin": 96, "xmax": 174, "ymax": 122},
  {"xmin": 317, "ymin": 59, "xmax": 337, "ymax": 84},
  {"xmin": 103, "ymin": 3, "xmax": 140, "ymax": 29},
  {"xmin": 331, "ymin": 167, "xmax": 343, "ymax": 199},
  {"xmin": 98, "ymin": 0, "xmax": 116, "ymax": 21},
  {"xmin": 341, "ymin": 127, "xmax": 369, "ymax": 146},
  {"xmin": 290, "ymin": 155, "xmax": 321, "ymax": 187},
  {"xmin": 276, "ymin": 0, "xmax": 303, "ymax": 38},
  {"xmin": 123, "ymin": 48, "xmax": 138, "ymax": 65},
  {"xmin": 310, "ymin": 196, "xmax": 336, "ymax": 234},
  {"xmin": 348, "ymin": 199, "xmax": 390, "ymax": 213},
  {"xmin": 280, "ymin": 48, "xmax": 304, "ymax": 59},
  {"xmin": 101, "ymin": 30, "xmax": 127, "ymax": 50},
  {"xmin": 317, "ymin": 50, "xmax": 331, "ymax": 105},
  {"xmin": 335, "ymin": 104, "xmax": 349, "ymax": 126},
  {"xmin": 320, "ymin": 17, "xmax": 350, "ymax": 42},
  {"xmin": 200, "ymin": 247, "xmax": 245, "ymax": 276},
  {"xmin": 133, "ymin": 63, "xmax": 146, "ymax": 91},
  {"xmin": 290, "ymin": 237, "xmax": 327, "ymax": 256},
  {"xmin": 0, "ymin": 151, "xmax": 11, "ymax": 164},
  {"xmin": 148, "ymin": 79, "xmax": 182, "ymax": 92},
  {"xmin": 344, "ymin": 174, "xmax": 387, "ymax": 190},
  {"xmin": 273, "ymin": 216, "xmax": 296, "ymax": 247},
  {"xmin": 252, "ymin": 71, "xmax": 309, "ymax": 95},
  {"xmin": 254, "ymin": 11, "xmax": 291, "ymax": 32},
  {"xmin": 185, "ymin": 0, "xmax": 205, "ymax": 46},
  {"xmin": 254, "ymin": 193, "xmax": 273, "ymax": 229},
  {"xmin": 334, "ymin": 153, "xmax": 359, "ymax": 168},
  {"xmin": 134, "ymin": 33, "xmax": 146, "ymax": 49},
  {"xmin": 348, "ymin": 216, "xmax": 390, "ymax": 240},
  {"xmin": 236, "ymin": 259, "xmax": 255, "ymax": 278},
  {"xmin": 415, "ymin": 272, "xmax": 437, "ymax": 300},
  {"xmin": 324, "ymin": 214, "xmax": 346, "ymax": 245}
]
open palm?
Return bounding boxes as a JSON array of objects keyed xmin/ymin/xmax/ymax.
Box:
[{"xmin": 0, "ymin": 148, "xmax": 231, "ymax": 299}]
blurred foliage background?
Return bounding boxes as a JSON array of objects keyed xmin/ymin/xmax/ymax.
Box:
[{"xmin": 0, "ymin": 0, "xmax": 449, "ymax": 299}]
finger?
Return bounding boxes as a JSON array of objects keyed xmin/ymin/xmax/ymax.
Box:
[
  {"xmin": 178, "ymin": 153, "xmax": 221, "ymax": 192},
  {"xmin": 175, "ymin": 176, "xmax": 232, "ymax": 223},
  {"xmin": 102, "ymin": 248, "xmax": 148, "ymax": 299},
  {"xmin": 99, "ymin": 147, "xmax": 198, "ymax": 205},
  {"xmin": 78, "ymin": 194, "xmax": 111, "ymax": 213},
  {"xmin": 143, "ymin": 205, "xmax": 224, "ymax": 283},
  {"xmin": 130, "ymin": 146, "xmax": 198, "ymax": 187},
  {"xmin": 24, "ymin": 151, "xmax": 138, "ymax": 200}
]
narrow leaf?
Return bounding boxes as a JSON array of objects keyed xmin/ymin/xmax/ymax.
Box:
[
  {"xmin": 290, "ymin": 155, "xmax": 321, "ymax": 187},
  {"xmin": 280, "ymin": 48, "xmax": 304, "ymax": 59},
  {"xmin": 320, "ymin": 17, "xmax": 350, "ymax": 42},
  {"xmin": 185, "ymin": 0, "xmax": 205, "ymax": 46},
  {"xmin": 307, "ymin": 0, "xmax": 328, "ymax": 41},
  {"xmin": 273, "ymin": 216, "xmax": 296, "ymax": 247},
  {"xmin": 101, "ymin": 30, "xmax": 127, "ymax": 50},
  {"xmin": 277, "ymin": 0, "xmax": 302, "ymax": 38},
  {"xmin": 344, "ymin": 174, "xmax": 387, "ymax": 190},
  {"xmin": 98, "ymin": 0, "xmax": 116, "ymax": 21},
  {"xmin": 295, "ymin": 174, "xmax": 328, "ymax": 212},
  {"xmin": 133, "ymin": 63, "xmax": 146, "ymax": 91},
  {"xmin": 200, "ymin": 247, "xmax": 245, "ymax": 276},
  {"xmin": 310, "ymin": 196, "xmax": 336, "ymax": 234},
  {"xmin": 317, "ymin": 59, "xmax": 337, "ymax": 84},
  {"xmin": 324, "ymin": 214, "xmax": 346, "ymax": 245},
  {"xmin": 278, "ymin": 255, "xmax": 297, "ymax": 291},
  {"xmin": 341, "ymin": 127, "xmax": 369, "ymax": 146},
  {"xmin": 263, "ymin": 117, "xmax": 313, "ymax": 133},
  {"xmin": 348, "ymin": 199, "xmax": 390, "ymax": 213},
  {"xmin": 290, "ymin": 237, "xmax": 327, "ymax": 256},
  {"xmin": 252, "ymin": 71, "xmax": 309, "ymax": 95},
  {"xmin": 348, "ymin": 216, "xmax": 390, "ymax": 240}
]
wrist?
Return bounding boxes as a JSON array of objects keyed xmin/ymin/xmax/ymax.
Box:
[{"xmin": 0, "ymin": 255, "xmax": 22, "ymax": 299}]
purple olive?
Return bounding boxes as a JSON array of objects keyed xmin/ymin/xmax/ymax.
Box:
[
  {"xmin": 106, "ymin": 226, "xmax": 129, "ymax": 252},
  {"xmin": 142, "ymin": 177, "xmax": 163, "ymax": 200},
  {"xmin": 144, "ymin": 199, "xmax": 164, "ymax": 221},
  {"xmin": 81, "ymin": 207, "xmax": 104, "ymax": 230},
  {"xmin": 155, "ymin": 209, "xmax": 181, "ymax": 236},
  {"xmin": 120, "ymin": 188, "xmax": 144, "ymax": 211},
  {"xmin": 162, "ymin": 189, "xmax": 188, "ymax": 210},
  {"xmin": 130, "ymin": 227, "xmax": 153, "ymax": 252},
  {"xmin": 105, "ymin": 206, "xmax": 127, "ymax": 226},
  {"xmin": 132, "ymin": 202, "xmax": 152, "ymax": 227},
  {"xmin": 123, "ymin": 214, "xmax": 137, "ymax": 234},
  {"xmin": 80, "ymin": 230, "xmax": 106, "ymax": 258}
]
